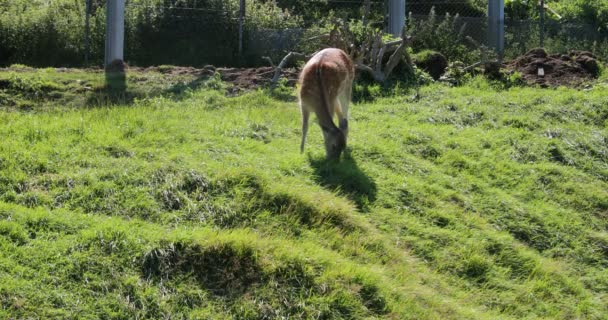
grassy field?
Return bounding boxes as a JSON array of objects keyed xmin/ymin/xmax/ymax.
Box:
[{"xmin": 0, "ymin": 68, "xmax": 607, "ymax": 319}]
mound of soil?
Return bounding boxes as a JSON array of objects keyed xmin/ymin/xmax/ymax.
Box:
[{"xmin": 506, "ymin": 48, "xmax": 601, "ymax": 87}]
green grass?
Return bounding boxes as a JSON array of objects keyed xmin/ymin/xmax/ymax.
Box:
[{"xmin": 0, "ymin": 69, "xmax": 607, "ymax": 319}]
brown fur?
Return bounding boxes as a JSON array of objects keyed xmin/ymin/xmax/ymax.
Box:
[{"xmin": 298, "ymin": 48, "xmax": 355, "ymax": 159}]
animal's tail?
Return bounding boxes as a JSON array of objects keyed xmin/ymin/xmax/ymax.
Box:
[{"xmin": 315, "ymin": 62, "xmax": 340, "ymax": 134}]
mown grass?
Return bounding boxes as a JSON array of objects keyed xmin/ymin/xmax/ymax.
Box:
[{"xmin": 0, "ymin": 69, "xmax": 607, "ymax": 319}]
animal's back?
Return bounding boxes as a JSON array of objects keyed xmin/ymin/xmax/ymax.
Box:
[{"xmin": 299, "ymin": 48, "xmax": 354, "ymax": 115}]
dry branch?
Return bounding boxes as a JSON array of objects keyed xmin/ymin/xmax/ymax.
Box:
[
  {"xmin": 270, "ymin": 52, "xmax": 310, "ymax": 85},
  {"xmin": 354, "ymin": 27, "xmax": 414, "ymax": 83}
]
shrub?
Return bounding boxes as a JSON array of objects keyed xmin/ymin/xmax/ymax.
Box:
[
  {"xmin": 0, "ymin": 0, "xmax": 304, "ymax": 67},
  {"xmin": 407, "ymin": 7, "xmax": 481, "ymax": 65},
  {"xmin": 412, "ymin": 50, "xmax": 448, "ymax": 80}
]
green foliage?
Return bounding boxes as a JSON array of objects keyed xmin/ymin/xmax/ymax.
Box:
[
  {"xmin": 352, "ymin": 82, "xmax": 383, "ymax": 102},
  {"xmin": 5, "ymin": 73, "xmax": 63, "ymax": 97},
  {"xmin": 551, "ymin": 0, "xmax": 608, "ymax": 32},
  {"xmin": 203, "ymin": 72, "xmax": 227, "ymax": 92},
  {"xmin": 245, "ymin": 0, "xmax": 302, "ymax": 30},
  {"xmin": 0, "ymin": 0, "xmax": 86, "ymax": 67},
  {"xmin": 351, "ymin": 74, "xmax": 424, "ymax": 103},
  {"xmin": 507, "ymin": 70, "xmax": 525, "ymax": 86},
  {"xmin": 408, "ymin": 0, "xmax": 486, "ymax": 17},
  {"xmin": 268, "ymin": 77, "xmax": 297, "ymax": 101},
  {"xmin": 440, "ymin": 61, "xmax": 472, "ymax": 86},
  {"xmin": 413, "ymin": 50, "xmax": 439, "ymax": 63},
  {"xmin": 271, "ymin": 0, "xmax": 384, "ymax": 27},
  {"xmin": 407, "ymin": 7, "xmax": 481, "ymax": 64},
  {"xmin": 0, "ymin": 0, "xmax": 304, "ymax": 67},
  {"xmin": 506, "ymin": 0, "xmax": 608, "ymax": 29},
  {"xmin": 505, "ymin": 0, "xmax": 536, "ymax": 20}
]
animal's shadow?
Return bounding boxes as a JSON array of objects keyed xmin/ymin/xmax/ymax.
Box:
[{"xmin": 308, "ymin": 150, "xmax": 377, "ymax": 212}]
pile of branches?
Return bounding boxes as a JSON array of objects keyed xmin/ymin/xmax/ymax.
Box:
[{"xmin": 327, "ymin": 19, "xmax": 414, "ymax": 83}]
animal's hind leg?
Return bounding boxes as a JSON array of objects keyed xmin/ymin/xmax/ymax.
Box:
[
  {"xmin": 300, "ymin": 106, "xmax": 310, "ymax": 153},
  {"xmin": 338, "ymin": 86, "xmax": 351, "ymax": 139}
]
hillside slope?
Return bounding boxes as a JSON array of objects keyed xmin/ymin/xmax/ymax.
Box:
[{"xmin": 0, "ymin": 70, "xmax": 607, "ymax": 319}]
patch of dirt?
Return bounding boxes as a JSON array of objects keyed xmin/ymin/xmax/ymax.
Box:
[
  {"xmin": 138, "ymin": 65, "xmax": 300, "ymax": 94},
  {"xmin": 142, "ymin": 65, "xmax": 216, "ymax": 77},
  {"xmin": 506, "ymin": 48, "xmax": 601, "ymax": 87},
  {"xmin": 1, "ymin": 64, "xmax": 301, "ymax": 96},
  {"xmin": 219, "ymin": 67, "xmax": 299, "ymax": 94},
  {"xmin": 138, "ymin": 65, "xmax": 298, "ymax": 91}
]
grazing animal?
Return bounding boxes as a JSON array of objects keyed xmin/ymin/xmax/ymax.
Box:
[{"xmin": 299, "ymin": 48, "xmax": 355, "ymax": 159}]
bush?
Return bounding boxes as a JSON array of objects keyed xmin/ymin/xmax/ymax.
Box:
[
  {"xmin": 0, "ymin": 0, "xmax": 85, "ymax": 67},
  {"xmin": 271, "ymin": 0, "xmax": 384, "ymax": 27},
  {"xmin": 549, "ymin": 0, "xmax": 608, "ymax": 33},
  {"xmin": 0, "ymin": 0, "xmax": 303, "ymax": 68},
  {"xmin": 407, "ymin": 7, "xmax": 481, "ymax": 65},
  {"xmin": 412, "ymin": 50, "xmax": 448, "ymax": 80},
  {"xmin": 407, "ymin": 0, "xmax": 485, "ymax": 17}
]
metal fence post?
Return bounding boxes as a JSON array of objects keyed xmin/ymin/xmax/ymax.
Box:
[
  {"xmin": 239, "ymin": 0, "xmax": 246, "ymax": 56},
  {"xmin": 388, "ymin": 0, "xmax": 406, "ymax": 37},
  {"xmin": 488, "ymin": 0, "xmax": 505, "ymax": 57},
  {"xmin": 84, "ymin": 0, "xmax": 91, "ymax": 66},
  {"xmin": 105, "ymin": 0, "xmax": 125, "ymax": 67},
  {"xmin": 539, "ymin": 0, "xmax": 545, "ymax": 47}
]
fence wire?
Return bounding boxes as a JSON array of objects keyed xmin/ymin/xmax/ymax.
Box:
[
  {"xmin": 0, "ymin": 0, "xmax": 606, "ymax": 68},
  {"xmin": 407, "ymin": 0, "xmax": 607, "ymax": 62}
]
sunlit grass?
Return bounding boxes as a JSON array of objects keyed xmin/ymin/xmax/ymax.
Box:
[{"xmin": 0, "ymin": 70, "xmax": 607, "ymax": 319}]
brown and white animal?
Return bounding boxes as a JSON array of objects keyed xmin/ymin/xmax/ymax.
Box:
[{"xmin": 298, "ymin": 48, "xmax": 355, "ymax": 159}]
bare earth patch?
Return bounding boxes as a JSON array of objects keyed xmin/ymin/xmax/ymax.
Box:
[
  {"xmin": 141, "ymin": 65, "xmax": 299, "ymax": 94},
  {"xmin": 506, "ymin": 48, "xmax": 601, "ymax": 87},
  {"xmin": 1, "ymin": 65, "xmax": 300, "ymax": 94}
]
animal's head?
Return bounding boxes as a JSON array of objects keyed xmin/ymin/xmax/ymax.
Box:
[{"xmin": 323, "ymin": 128, "xmax": 346, "ymax": 160}]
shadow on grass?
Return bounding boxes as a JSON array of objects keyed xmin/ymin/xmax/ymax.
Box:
[
  {"xmin": 160, "ymin": 67, "xmax": 217, "ymax": 100},
  {"xmin": 86, "ymin": 66, "xmax": 132, "ymax": 106},
  {"xmin": 308, "ymin": 150, "xmax": 377, "ymax": 212},
  {"xmin": 162, "ymin": 76, "xmax": 208, "ymax": 99},
  {"xmin": 86, "ymin": 65, "xmax": 216, "ymax": 106}
]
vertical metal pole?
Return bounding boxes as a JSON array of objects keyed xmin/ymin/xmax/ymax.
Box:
[
  {"xmin": 105, "ymin": 0, "xmax": 125, "ymax": 67},
  {"xmin": 539, "ymin": 0, "xmax": 545, "ymax": 47},
  {"xmin": 488, "ymin": 0, "xmax": 505, "ymax": 56},
  {"xmin": 238, "ymin": 0, "xmax": 246, "ymax": 56},
  {"xmin": 388, "ymin": 0, "xmax": 406, "ymax": 37},
  {"xmin": 84, "ymin": 0, "xmax": 91, "ymax": 66}
]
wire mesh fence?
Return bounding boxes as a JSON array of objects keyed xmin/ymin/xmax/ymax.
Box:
[
  {"xmin": 406, "ymin": 0, "xmax": 608, "ymax": 62},
  {"xmin": 0, "ymin": 0, "xmax": 607, "ymax": 68},
  {"xmin": 121, "ymin": 1, "xmax": 241, "ymax": 67},
  {"xmin": 161, "ymin": 0, "xmax": 607, "ymax": 66},
  {"xmin": 504, "ymin": 19, "xmax": 608, "ymax": 60}
]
